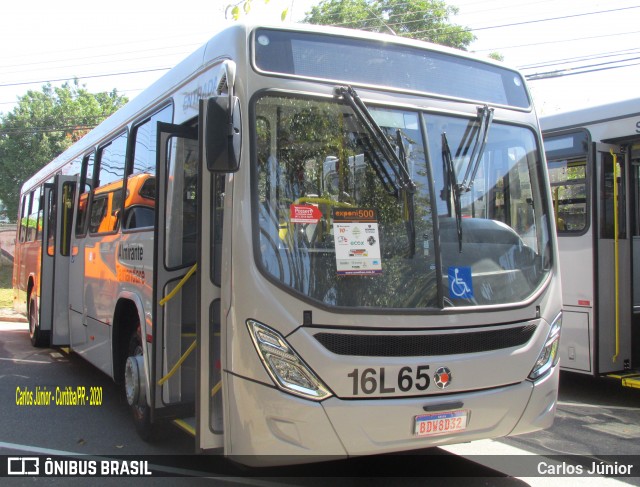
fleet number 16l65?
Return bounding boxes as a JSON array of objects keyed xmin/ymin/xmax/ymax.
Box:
[{"xmin": 347, "ymin": 365, "xmax": 430, "ymax": 395}]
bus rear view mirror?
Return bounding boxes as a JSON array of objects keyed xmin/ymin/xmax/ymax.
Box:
[{"xmin": 202, "ymin": 96, "xmax": 242, "ymax": 173}]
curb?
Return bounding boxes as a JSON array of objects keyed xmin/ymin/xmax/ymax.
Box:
[{"xmin": 0, "ymin": 308, "xmax": 27, "ymax": 323}]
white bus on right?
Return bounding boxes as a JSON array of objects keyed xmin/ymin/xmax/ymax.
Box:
[{"xmin": 541, "ymin": 98, "xmax": 640, "ymax": 388}]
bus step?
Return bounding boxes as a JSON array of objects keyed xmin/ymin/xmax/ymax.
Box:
[
  {"xmin": 622, "ymin": 376, "xmax": 640, "ymax": 389},
  {"xmin": 607, "ymin": 372, "xmax": 640, "ymax": 389},
  {"xmin": 173, "ymin": 417, "xmax": 196, "ymax": 436}
]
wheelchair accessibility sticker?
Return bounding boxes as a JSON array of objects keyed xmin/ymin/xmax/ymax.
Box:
[{"xmin": 448, "ymin": 267, "xmax": 473, "ymax": 299}]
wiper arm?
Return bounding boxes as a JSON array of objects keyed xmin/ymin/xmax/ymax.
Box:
[
  {"xmin": 335, "ymin": 85, "xmax": 416, "ymax": 195},
  {"xmin": 458, "ymin": 105, "xmax": 494, "ymax": 193},
  {"xmin": 441, "ymin": 106, "xmax": 493, "ymax": 253},
  {"xmin": 397, "ymin": 129, "xmax": 416, "ymax": 257},
  {"xmin": 354, "ymin": 128, "xmax": 398, "ymax": 196},
  {"xmin": 442, "ymin": 132, "xmax": 463, "ymax": 253}
]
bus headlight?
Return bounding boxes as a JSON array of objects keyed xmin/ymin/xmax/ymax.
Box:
[
  {"xmin": 528, "ymin": 312, "xmax": 562, "ymax": 381},
  {"xmin": 247, "ymin": 320, "xmax": 332, "ymax": 401}
]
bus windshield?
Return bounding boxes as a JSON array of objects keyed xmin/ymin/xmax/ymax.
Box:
[{"xmin": 254, "ymin": 95, "xmax": 551, "ymax": 309}]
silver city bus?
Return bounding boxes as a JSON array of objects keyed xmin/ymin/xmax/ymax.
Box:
[{"xmin": 14, "ymin": 22, "xmax": 562, "ymax": 464}]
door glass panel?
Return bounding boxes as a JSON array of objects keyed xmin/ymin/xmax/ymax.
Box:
[
  {"xmin": 165, "ymin": 135, "xmax": 199, "ymax": 269},
  {"xmin": 632, "ymin": 144, "xmax": 640, "ymax": 237},
  {"xmin": 631, "ymin": 144, "xmax": 640, "ymax": 311},
  {"xmin": 47, "ymin": 187, "xmax": 56, "ymax": 256},
  {"xmin": 61, "ymin": 182, "xmax": 76, "ymax": 256},
  {"xmin": 600, "ymin": 151, "xmax": 626, "ymax": 239}
]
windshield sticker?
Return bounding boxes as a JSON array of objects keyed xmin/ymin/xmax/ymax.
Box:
[
  {"xmin": 333, "ymin": 208, "xmax": 382, "ymax": 276},
  {"xmin": 290, "ymin": 204, "xmax": 322, "ymax": 224},
  {"xmin": 448, "ymin": 266, "xmax": 474, "ymax": 299}
]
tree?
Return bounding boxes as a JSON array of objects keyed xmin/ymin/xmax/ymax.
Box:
[
  {"xmin": 304, "ymin": 0, "xmax": 474, "ymax": 50},
  {"xmin": 0, "ymin": 80, "xmax": 127, "ymax": 220}
]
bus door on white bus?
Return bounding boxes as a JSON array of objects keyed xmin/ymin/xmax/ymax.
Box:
[
  {"xmin": 631, "ymin": 143, "xmax": 640, "ymax": 371},
  {"xmin": 69, "ymin": 153, "xmax": 95, "ymax": 351},
  {"xmin": 151, "ymin": 122, "xmax": 203, "ymax": 426},
  {"xmin": 595, "ymin": 143, "xmax": 632, "ymax": 373},
  {"xmin": 631, "ymin": 144, "xmax": 640, "ymax": 315},
  {"xmin": 40, "ymin": 175, "xmax": 76, "ymax": 346}
]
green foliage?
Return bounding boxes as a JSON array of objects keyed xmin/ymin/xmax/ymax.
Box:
[
  {"xmin": 0, "ymin": 264, "xmax": 12, "ymax": 308},
  {"xmin": 304, "ymin": 0, "xmax": 475, "ymax": 49},
  {"xmin": 0, "ymin": 288, "xmax": 12, "ymax": 308},
  {"xmin": 0, "ymin": 80, "xmax": 127, "ymax": 220}
]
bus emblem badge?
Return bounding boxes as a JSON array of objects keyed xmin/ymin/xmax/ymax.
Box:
[{"xmin": 434, "ymin": 367, "xmax": 452, "ymax": 389}]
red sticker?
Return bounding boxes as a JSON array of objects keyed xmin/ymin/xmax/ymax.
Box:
[{"xmin": 290, "ymin": 204, "xmax": 322, "ymax": 224}]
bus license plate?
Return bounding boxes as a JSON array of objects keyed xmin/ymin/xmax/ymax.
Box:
[{"xmin": 414, "ymin": 410, "xmax": 468, "ymax": 437}]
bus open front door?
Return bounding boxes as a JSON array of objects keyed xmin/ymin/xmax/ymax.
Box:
[
  {"xmin": 149, "ymin": 122, "xmax": 201, "ymax": 432},
  {"xmin": 595, "ymin": 143, "xmax": 632, "ymax": 374},
  {"xmin": 150, "ymin": 121, "xmax": 224, "ymax": 449}
]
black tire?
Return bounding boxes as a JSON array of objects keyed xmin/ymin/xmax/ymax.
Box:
[
  {"xmin": 126, "ymin": 325, "xmax": 157, "ymax": 441},
  {"xmin": 28, "ymin": 296, "xmax": 49, "ymax": 348}
]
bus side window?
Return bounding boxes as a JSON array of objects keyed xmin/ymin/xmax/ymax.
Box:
[
  {"xmin": 127, "ymin": 105, "xmax": 173, "ymax": 230},
  {"xmin": 88, "ymin": 195, "xmax": 108, "ymax": 234},
  {"xmin": 27, "ymin": 187, "xmax": 41, "ymax": 242},
  {"xmin": 76, "ymin": 153, "xmax": 95, "ymax": 237},
  {"xmin": 36, "ymin": 186, "xmax": 44, "ymax": 241},
  {"xmin": 91, "ymin": 132, "xmax": 127, "ymax": 234},
  {"xmin": 19, "ymin": 194, "xmax": 29, "ymax": 243},
  {"xmin": 549, "ymin": 159, "xmax": 587, "ymax": 233},
  {"xmin": 125, "ymin": 206, "xmax": 155, "ymax": 229}
]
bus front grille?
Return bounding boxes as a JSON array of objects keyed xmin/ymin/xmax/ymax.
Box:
[{"xmin": 313, "ymin": 324, "xmax": 537, "ymax": 357}]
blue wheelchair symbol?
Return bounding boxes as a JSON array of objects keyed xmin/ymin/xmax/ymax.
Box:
[{"xmin": 448, "ymin": 267, "xmax": 473, "ymax": 299}]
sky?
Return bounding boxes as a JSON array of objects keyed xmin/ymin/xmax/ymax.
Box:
[{"xmin": 1, "ymin": 0, "xmax": 639, "ymax": 117}]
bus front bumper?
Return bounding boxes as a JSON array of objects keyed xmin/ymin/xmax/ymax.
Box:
[{"xmin": 226, "ymin": 366, "xmax": 558, "ymax": 465}]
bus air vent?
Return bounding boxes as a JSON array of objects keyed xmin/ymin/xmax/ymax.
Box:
[{"xmin": 313, "ymin": 324, "xmax": 537, "ymax": 357}]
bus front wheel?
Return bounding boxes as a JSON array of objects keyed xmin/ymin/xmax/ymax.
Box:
[{"xmin": 126, "ymin": 327, "xmax": 157, "ymax": 441}]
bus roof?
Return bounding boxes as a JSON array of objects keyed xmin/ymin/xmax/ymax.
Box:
[{"xmin": 540, "ymin": 97, "xmax": 640, "ymax": 133}]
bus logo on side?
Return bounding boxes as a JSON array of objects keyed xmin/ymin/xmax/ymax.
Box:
[{"xmin": 118, "ymin": 243, "xmax": 144, "ymax": 261}]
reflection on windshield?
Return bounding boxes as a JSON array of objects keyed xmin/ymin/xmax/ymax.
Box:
[{"xmin": 253, "ymin": 95, "xmax": 551, "ymax": 310}]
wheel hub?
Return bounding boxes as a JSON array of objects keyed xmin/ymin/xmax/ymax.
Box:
[{"xmin": 124, "ymin": 355, "xmax": 146, "ymax": 407}]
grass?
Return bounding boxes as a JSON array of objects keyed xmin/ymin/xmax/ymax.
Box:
[{"xmin": 0, "ymin": 264, "xmax": 13, "ymax": 308}]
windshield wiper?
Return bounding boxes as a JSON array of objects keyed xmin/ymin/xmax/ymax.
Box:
[
  {"xmin": 442, "ymin": 105, "xmax": 493, "ymax": 253},
  {"xmin": 442, "ymin": 132, "xmax": 463, "ymax": 253},
  {"xmin": 336, "ymin": 85, "xmax": 417, "ymax": 257},
  {"xmin": 335, "ymin": 85, "xmax": 416, "ymax": 196},
  {"xmin": 457, "ymin": 105, "xmax": 494, "ymax": 194},
  {"xmin": 397, "ymin": 129, "xmax": 416, "ymax": 257}
]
